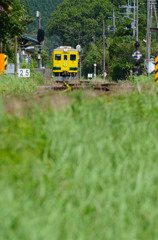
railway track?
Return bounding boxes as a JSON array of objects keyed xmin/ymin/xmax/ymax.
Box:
[{"xmin": 38, "ymin": 80, "xmax": 117, "ymax": 92}]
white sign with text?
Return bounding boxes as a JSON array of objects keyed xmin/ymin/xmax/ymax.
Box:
[{"xmin": 18, "ymin": 69, "xmax": 30, "ymax": 78}]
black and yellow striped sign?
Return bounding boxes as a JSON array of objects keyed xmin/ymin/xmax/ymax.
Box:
[
  {"xmin": 63, "ymin": 81, "xmax": 71, "ymax": 92},
  {"xmin": 0, "ymin": 53, "xmax": 8, "ymax": 75},
  {"xmin": 5, "ymin": 55, "xmax": 8, "ymax": 70},
  {"xmin": 155, "ymin": 56, "xmax": 158, "ymax": 84}
]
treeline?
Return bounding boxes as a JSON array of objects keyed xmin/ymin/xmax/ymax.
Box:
[{"xmin": 21, "ymin": 0, "xmax": 63, "ymax": 32}]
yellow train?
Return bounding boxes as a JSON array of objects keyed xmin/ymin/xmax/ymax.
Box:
[{"xmin": 52, "ymin": 46, "xmax": 79, "ymax": 80}]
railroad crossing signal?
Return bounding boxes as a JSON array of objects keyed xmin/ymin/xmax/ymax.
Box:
[
  {"xmin": 135, "ymin": 41, "xmax": 140, "ymax": 49},
  {"xmin": 0, "ymin": 53, "xmax": 8, "ymax": 75},
  {"xmin": 132, "ymin": 51, "xmax": 142, "ymax": 60},
  {"xmin": 37, "ymin": 29, "xmax": 44, "ymax": 43}
]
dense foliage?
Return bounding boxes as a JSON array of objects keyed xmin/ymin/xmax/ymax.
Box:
[
  {"xmin": 47, "ymin": 0, "xmax": 117, "ymax": 47},
  {"xmin": 0, "ymin": 0, "xmax": 32, "ymax": 48},
  {"xmin": 21, "ymin": 0, "xmax": 32, "ymax": 16},
  {"xmin": 46, "ymin": 0, "xmax": 146, "ymax": 46},
  {"xmin": 25, "ymin": 0, "xmax": 63, "ymax": 31}
]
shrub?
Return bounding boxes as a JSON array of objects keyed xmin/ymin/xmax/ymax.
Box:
[{"xmin": 111, "ymin": 62, "xmax": 132, "ymax": 81}]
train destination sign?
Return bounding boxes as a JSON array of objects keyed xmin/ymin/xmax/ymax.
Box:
[{"xmin": 132, "ymin": 51, "xmax": 142, "ymax": 60}]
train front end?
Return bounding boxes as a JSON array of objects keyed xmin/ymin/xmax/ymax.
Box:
[{"xmin": 52, "ymin": 46, "xmax": 79, "ymax": 80}]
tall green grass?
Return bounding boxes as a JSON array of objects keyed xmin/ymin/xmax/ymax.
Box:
[
  {"xmin": 0, "ymin": 97, "xmax": 3, "ymax": 128},
  {"xmin": 0, "ymin": 72, "xmax": 44, "ymax": 95},
  {"xmin": 0, "ymin": 88, "xmax": 158, "ymax": 239}
]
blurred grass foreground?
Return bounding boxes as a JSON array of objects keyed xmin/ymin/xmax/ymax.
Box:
[{"xmin": 0, "ymin": 77, "xmax": 158, "ymax": 239}]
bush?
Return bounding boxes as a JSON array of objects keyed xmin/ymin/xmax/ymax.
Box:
[{"xmin": 111, "ymin": 62, "xmax": 132, "ymax": 81}]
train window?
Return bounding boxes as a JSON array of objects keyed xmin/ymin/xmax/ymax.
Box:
[
  {"xmin": 55, "ymin": 54, "xmax": 61, "ymax": 60},
  {"xmin": 70, "ymin": 55, "xmax": 76, "ymax": 61},
  {"xmin": 64, "ymin": 55, "xmax": 67, "ymax": 60}
]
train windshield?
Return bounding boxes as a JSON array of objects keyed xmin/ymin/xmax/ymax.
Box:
[
  {"xmin": 64, "ymin": 55, "xmax": 67, "ymax": 60},
  {"xmin": 70, "ymin": 55, "xmax": 76, "ymax": 61},
  {"xmin": 55, "ymin": 54, "xmax": 61, "ymax": 60}
]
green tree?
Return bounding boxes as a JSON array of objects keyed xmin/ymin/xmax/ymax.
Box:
[
  {"xmin": 46, "ymin": 0, "xmax": 115, "ymax": 47},
  {"xmin": 82, "ymin": 43, "xmax": 103, "ymax": 76},
  {"xmin": 26, "ymin": 0, "xmax": 63, "ymax": 32},
  {"xmin": 21, "ymin": 0, "xmax": 32, "ymax": 16},
  {"xmin": 0, "ymin": 0, "xmax": 32, "ymax": 50}
]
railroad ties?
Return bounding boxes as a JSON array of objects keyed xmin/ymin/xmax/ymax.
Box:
[{"xmin": 40, "ymin": 80, "xmax": 117, "ymax": 92}]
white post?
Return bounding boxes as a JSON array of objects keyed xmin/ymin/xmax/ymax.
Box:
[{"xmin": 94, "ymin": 63, "xmax": 97, "ymax": 80}]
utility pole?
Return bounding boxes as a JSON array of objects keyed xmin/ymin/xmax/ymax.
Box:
[
  {"xmin": 145, "ymin": 0, "xmax": 158, "ymax": 76},
  {"xmin": 103, "ymin": 20, "xmax": 106, "ymax": 80},
  {"xmin": 106, "ymin": 39, "xmax": 110, "ymax": 78},
  {"xmin": 36, "ymin": 11, "xmax": 41, "ymax": 69},
  {"xmin": 76, "ymin": 44, "xmax": 82, "ymax": 80},
  {"xmin": 119, "ymin": 0, "xmax": 137, "ymax": 35},
  {"xmin": 136, "ymin": 0, "xmax": 139, "ymax": 42},
  {"xmin": 119, "ymin": 0, "xmax": 133, "ymax": 21},
  {"xmin": 14, "ymin": 36, "xmax": 17, "ymax": 77},
  {"xmin": 108, "ymin": 10, "xmax": 119, "ymax": 33},
  {"xmin": 132, "ymin": 0, "xmax": 141, "ymax": 76},
  {"xmin": 113, "ymin": 10, "xmax": 116, "ymax": 33},
  {"xmin": 153, "ymin": 3, "xmax": 158, "ymax": 27},
  {"xmin": 133, "ymin": 0, "xmax": 136, "ymax": 38},
  {"xmin": 80, "ymin": 53, "xmax": 82, "ymax": 80},
  {"xmin": 146, "ymin": 0, "xmax": 152, "ymax": 76},
  {"xmin": 134, "ymin": 0, "xmax": 141, "ymax": 76}
]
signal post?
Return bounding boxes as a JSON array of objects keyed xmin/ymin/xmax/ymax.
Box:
[{"xmin": 36, "ymin": 11, "xmax": 44, "ymax": 69}]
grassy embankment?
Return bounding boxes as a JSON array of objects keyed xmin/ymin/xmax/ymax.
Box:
[
  {"xmin": 0, "ymin": 72, "xmax": 44, "ymax": 95},
  {"xmin": 0, "ymin": 74, "xmax": 158, "ymax": 240}
]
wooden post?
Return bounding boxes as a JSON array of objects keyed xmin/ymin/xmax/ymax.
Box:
[
  {"xmin": 0, "ymin": 40, "xmax": 2, "ymax": 53},
  {"xmin": 14, "ymin": 36, "xmax": 17, "ymax": 77},
  {"xmin": 103, "ymin": 20, "xmax": 106, "ymax": 80}
]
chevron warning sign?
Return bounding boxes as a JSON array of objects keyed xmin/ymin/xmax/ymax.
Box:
[
  {"xmin": 155, "ymin": 56, "xmax": 158, "ymax": 84},
  {"xmin": 5, "ymin": 55, "xmax": 8, "ymax": 70},
  {"xmin": 0, "ymin": 53, "xmax": 8, "ymax": 75}
]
